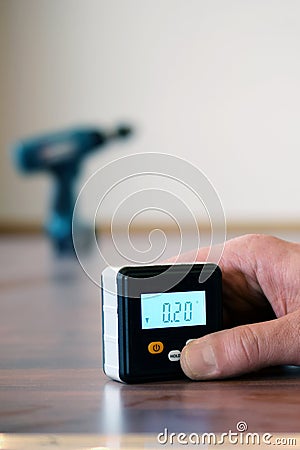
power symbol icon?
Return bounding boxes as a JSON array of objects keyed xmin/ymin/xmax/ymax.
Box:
[{"xmin": 148, "ymin": 341, "xmax": 164, "ymax": 354}]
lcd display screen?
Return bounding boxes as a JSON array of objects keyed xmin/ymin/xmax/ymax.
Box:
[{"xmin": 141, "ymin": 291, "xmax": 206, "ymax": 329}]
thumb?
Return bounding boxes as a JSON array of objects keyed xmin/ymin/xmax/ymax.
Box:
[{"xmin": 180, "ymin": 311, "xmax": 300, "ymax": 380}]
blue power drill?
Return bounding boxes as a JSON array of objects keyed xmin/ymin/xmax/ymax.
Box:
[{"xmin": 14, "ymin": 125, "xmax": 132, "ymax": 254}]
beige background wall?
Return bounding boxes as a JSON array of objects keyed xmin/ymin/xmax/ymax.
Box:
[{"xmin": 0, "ymin": 0, "xmax": 300, "ymax": 228}]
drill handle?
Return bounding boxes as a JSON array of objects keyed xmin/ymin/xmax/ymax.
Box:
[{"xmin": 49, "ymin": 166, "xmax": 77, "ymax": 225}]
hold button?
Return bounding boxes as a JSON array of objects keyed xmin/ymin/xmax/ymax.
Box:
[{"xmin": 168, "ymin": 350, "xmax": 181, "ymax": 361}]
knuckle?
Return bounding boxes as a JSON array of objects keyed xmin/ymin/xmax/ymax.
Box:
[
  {"xmin": 234, "ymin": 325, "xmax": 262, "ymax": 367},
  {"xmin": 242, "ymin": 233, "xmax": 277, "ymax": 248}
]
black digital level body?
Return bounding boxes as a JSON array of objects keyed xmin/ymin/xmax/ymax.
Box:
[{"xmin": 101, "ymin": 263, "xmax": 222, "ymax": 383}]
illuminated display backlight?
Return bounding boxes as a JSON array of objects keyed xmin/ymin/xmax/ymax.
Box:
[{"xmin": 141, "ymin": 291, "xmax": 206, "ymax": 329}]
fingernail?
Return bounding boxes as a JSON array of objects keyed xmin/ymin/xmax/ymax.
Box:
[{"xmin": 181, "ymin": 340, "xmax": 218, "ymax": 379}]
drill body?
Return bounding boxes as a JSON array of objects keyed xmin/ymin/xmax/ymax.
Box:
[{"xmin": 15, "ymin": 126, "xmax": 131, "ymax": 253}]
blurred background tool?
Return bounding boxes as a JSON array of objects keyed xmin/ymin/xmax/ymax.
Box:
[{"xmin": 14, "ymin": 125, "xmax": 133, "ymax": 254}]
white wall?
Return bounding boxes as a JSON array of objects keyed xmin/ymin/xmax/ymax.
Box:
[{"xmin": 1, "ymin": 0, "xmax": 300, "ymax": 227}]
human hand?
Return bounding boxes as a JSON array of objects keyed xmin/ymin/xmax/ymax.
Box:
[{"xmin": 174, "ymin": 234, "xmax": 300, "ymax": 380}]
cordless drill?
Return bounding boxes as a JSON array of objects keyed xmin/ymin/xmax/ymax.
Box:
[{"xmin": 14, "ymin": 125, "xmax": 132, "ymax": 254}]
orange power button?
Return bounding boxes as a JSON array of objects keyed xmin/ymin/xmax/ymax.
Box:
[{"xmin": 148, "ymin": 341, "xmax": 164, "ymax": 354}]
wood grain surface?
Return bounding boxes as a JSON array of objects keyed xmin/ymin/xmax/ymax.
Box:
[{"xmin": 1, "ymin": 233, "xmax": 300, "ymax": 443}]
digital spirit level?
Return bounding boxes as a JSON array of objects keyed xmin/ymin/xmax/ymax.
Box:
[{"xmin": 101, "ymin": 263, "xmax": 222, "ymax": 383}]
